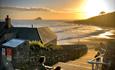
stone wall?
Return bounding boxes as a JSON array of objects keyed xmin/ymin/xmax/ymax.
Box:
[{"xmin": 21, "ymin": 44, "xmax": 88, "ymax": 70}]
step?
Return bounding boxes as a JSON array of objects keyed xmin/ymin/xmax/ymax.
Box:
[{"xmin": 67, "ymin": 61, "xmax": 92, "ymax": 67}]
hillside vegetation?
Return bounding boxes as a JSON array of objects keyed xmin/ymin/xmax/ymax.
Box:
[{"xmin": 74, "ymin": 12, "xmax": 115, "ymax": 27}]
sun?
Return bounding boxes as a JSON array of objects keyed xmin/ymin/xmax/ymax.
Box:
[{"xmin": 84, "ymin": 0, "xmax": 109, "ymax": 18}]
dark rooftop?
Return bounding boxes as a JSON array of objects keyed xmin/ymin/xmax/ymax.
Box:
[
  {"xmin": 8, "ymin": 27, "xmax": 41, "ymax": 41},
  {"xmin": 0, "ymin": 22, "xmax": 7, "ymax": 37},
  {"xmin": 7, "ymin": 27, "xmax": 57, "ymax": 44}
]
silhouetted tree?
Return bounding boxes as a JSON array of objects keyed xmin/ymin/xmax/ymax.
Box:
[{"xmin": 100, "ymin": 11, "xmax": 106, "ymax": 15}]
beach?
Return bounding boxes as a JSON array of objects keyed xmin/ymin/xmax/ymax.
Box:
[{"xmin": 12, "ymin": 20, "xmax": 115, "ymax": 46}]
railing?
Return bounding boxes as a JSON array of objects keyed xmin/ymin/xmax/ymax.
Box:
[{"xmin": 87, "ymin": 48, "xmax": 111, "ymax": 70}]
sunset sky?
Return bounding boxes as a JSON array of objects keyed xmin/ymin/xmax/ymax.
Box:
[{"xmin": 0, "ymin": 0, "xmax": 115, "ymax": 20}]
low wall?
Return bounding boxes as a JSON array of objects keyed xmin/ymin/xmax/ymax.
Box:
[{"xmin": 45, "ymin": 44, "xmax": 88, "ymax": 65}]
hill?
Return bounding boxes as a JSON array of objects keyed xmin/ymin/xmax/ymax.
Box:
[{"xmin": 74, "ymin": 12, "xmax": 115, "ymax": 27}]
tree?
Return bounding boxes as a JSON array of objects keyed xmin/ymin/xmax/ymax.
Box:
[{"xmin": 100, "ymin": 11, "xmax": 106, "ymax": 15}]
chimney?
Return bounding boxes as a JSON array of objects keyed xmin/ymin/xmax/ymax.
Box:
[{"xmin": 5, "ymin": 15, "xmax": 12, "ymax": 28}]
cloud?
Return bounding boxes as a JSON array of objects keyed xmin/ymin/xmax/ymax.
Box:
[
  {"xmin": 0, "ymin": 6, "xmax": 76, "ymax": 14},
  {"xmin": 0, "ymin": 6, "xmax": 79, "ymax": 20},
  {"xmin": 0, "ymin": 6, "xmax": 53, "ymax": 12}
]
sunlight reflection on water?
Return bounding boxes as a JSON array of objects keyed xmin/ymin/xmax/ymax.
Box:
[{"xmin": 91, "ymin": 31, "xmax": 114, "ymax": 39}]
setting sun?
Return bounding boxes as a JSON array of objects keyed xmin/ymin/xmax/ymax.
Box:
[{"xmin": 84, "ymin": 0, "xmax": 109, "ymax": 18}]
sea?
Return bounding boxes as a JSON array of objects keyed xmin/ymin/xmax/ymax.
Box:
[{"xmin": 12, "ymin": 20, "xmax": 115, "ymax": 45}]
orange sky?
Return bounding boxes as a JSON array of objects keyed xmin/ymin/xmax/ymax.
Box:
[{"xmin": 0, "ymin": 0, "xmax": 115, "ymax": 20}]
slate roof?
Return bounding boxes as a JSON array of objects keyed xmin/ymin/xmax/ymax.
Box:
[
  {"xmin": 0, "ymin": 21, "xmax": 56, "ymax": 45},
  {"xmin": 8, "ymin": 27, "xmax": 41, "ymax": 41},
  {"xmin": 2, "ymin": 39, "xmax": 25, "ymax": 48},
  {"xmin": 0, "ymin": 22, "xmax": 7, "ymax": 37},
  {"xmin": 7, "ymin": 27, "xmax": 56, "ymax": 44},
  {"xmin": 0, "ymin": 22, "xmax": 6, "ymax": 29},
  {"xmin": 38, "ymin": 27, "xmax": 57, "ymax": 44}
]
